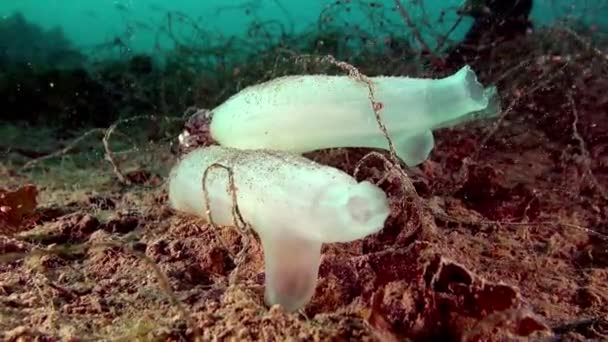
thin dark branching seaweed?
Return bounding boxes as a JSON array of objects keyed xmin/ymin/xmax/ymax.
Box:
[
  {"xmin": 321, "ymin": 55, "xmax": 437, "ymax": 239},
  {"xmin": 201, "ymin": 162, "xmax": 254, "ymax": 285},
  {"xmin": 567, "ymin": 92, "xmax": 608, "ymax": 201}
]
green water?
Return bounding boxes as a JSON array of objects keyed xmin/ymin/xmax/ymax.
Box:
[{"xmin": 1, "ymin": 0, "xmax": 603, "ymax": 57}]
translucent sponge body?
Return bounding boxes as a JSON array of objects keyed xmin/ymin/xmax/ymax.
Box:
[
  {"xmin": 168, "ymin": 146, "xmax": 390, "ymax": 312},
  {"xmin": 209, "ymin": 65, "xmax": 500, "ymax": 166}
]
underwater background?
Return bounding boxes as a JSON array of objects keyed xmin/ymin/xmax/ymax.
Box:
[
  {"xmin": 1, "ymin": 1, "xmax": 608, "ymax": 341},
  {"xmin": 0, "ymin": 1, "xmax": 605, "ymax": 55},
  {"xmin": 0, "ymin": 0, "xmax": 606, "ymax": 128}
]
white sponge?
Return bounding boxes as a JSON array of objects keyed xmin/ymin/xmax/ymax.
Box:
[
  {"xmin": 168, "ymin": 146, "xmax": 390, "ymax": 312},
  {"xmin": 209, "ymin": 65, "xmax": 500, "ymax": 166}
]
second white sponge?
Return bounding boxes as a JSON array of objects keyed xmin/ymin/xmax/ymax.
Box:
[{"xmin": 168, "ymin": 146, "xmax": 390, "ymax": 312}]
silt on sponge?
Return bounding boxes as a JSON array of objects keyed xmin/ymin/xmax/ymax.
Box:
[
  {"xmin": 209, "ymin": 65, "xmax": 500, "ymax": 166},
  {"xmin": 168, "ymin": 146, "xmax": 390, "ymax": 312}
]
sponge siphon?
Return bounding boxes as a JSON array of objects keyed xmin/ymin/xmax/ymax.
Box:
[{"xmin": 168, "ymin": 146, "xmax": 390, "ymax": 312}]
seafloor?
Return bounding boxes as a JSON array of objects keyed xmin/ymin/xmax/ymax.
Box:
[{"xmin": 1, "ymin": 25, "xmax": 608, "ymax": 341}]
